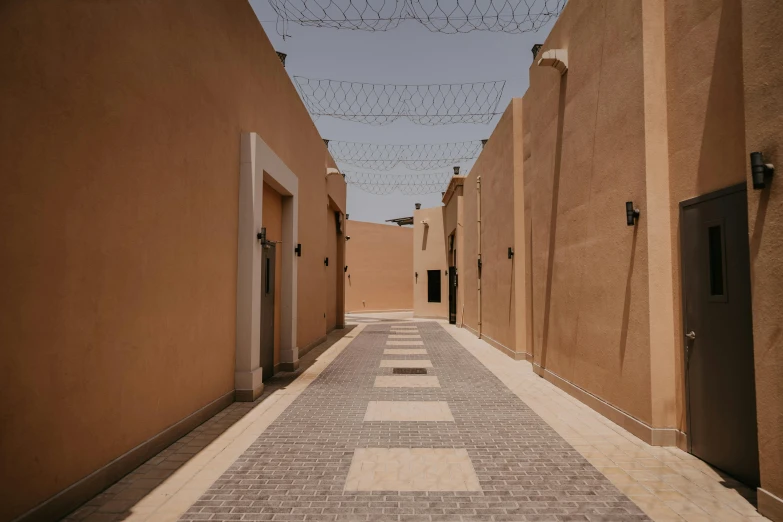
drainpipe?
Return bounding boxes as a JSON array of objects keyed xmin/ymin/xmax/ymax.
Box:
[{"xmin": 477, "ymin": 175, "xmax": 482, "ymax": 336}]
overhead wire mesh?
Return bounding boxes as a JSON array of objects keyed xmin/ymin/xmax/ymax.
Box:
[
  {"xmin": 295, "ymin": 77, "xmax": 505, "ymax": 125},
  {"xmin": 343, "ymin": 171, "xmax": 455, "ymax": 195},
  {"xmin": 268, "ymin": 0, "xmax": 567, "ymax": 35},
  {"xmin": 327, "ymin": 140, "xmax": 483, "ymax": 170}
]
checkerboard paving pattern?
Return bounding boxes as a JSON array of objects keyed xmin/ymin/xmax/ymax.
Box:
[{"xmin": 181, "ymin": 321, "xmax": 649, "ymax": 521}]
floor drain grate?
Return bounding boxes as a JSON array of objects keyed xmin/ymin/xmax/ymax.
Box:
[{"xmin": 393, "ymin": 368, "xmax": 428, "ymax": 374}]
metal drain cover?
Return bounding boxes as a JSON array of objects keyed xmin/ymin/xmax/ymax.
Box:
[{"xmin": 393, "ymin": 368, "xmax": 428, "ymax": 374}]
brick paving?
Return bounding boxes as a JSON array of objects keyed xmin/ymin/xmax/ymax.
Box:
[{"xmin": 180, "ymin": 321, "xmax": 649, "ymax": 521}]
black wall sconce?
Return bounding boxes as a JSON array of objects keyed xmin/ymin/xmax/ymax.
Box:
[
  {"xmin": 344, "ymin": 265, "xmax": 348, "ymax": 272},
  {"xmin": 477, "ymin": 257, "xmax": 482, "ymax": 271},
  {"xmin": 626, "ymin": 202, "xmax": 640, "ymax": 226},
  {"xmin": 453, "ymin": 166, "xmax": 460, "ymax": 176},
  {"xmin": 324, "ymin": 257, "xmax": 329, "ymax": 267},
  {"xmin": 751, "ymin": 152, "xmax": 775, "ymax": 189},
  {"xmin": 508, "ymin": 247, "xmax": 514, "ymax": 259},
  {"xmin": 257, "ymin": 227, "xmax": 267, "ymax": 243},
  {"xmin": 295, "ymin": 243, "xmax": 302, "ymax": 257}
]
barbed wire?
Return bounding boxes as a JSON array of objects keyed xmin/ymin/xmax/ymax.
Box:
[
  {"xmin": 344, "ymin": 171, "xmax": 454, "ymax": 195},
  {"xmin": 268, "ymin": 0, "xmax": 567, "ymax": 35},
  {"xmin": 295, "ymin": 77, "xmax": 504, "ymax": 125},
  {"xmin": 327, "ymin": 140, "xmax": 483, "ymax": 170}
]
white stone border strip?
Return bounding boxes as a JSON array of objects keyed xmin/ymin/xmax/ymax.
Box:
[{"xmin": 125, "ymin": 324, "xmax": 367, "ymax": 522}]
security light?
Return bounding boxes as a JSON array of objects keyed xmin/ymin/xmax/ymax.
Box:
[
  {"xmin": 626, "ymin": 202, "xmax": 640, "ymax": 226},
  {"xmin": 750, "ymin": 152, "xmax": 775, "ymax": 190}
]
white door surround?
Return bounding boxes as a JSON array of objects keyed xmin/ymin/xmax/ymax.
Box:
[{"xmin": 235, "ymin": 132, "xmax": 299, "ymax": 401}]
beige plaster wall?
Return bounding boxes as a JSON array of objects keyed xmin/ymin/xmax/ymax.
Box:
[
  {"xmin": 464, "ymin": 102, "xmax": 519, "ymax": 353},
  {"xmin": 742, "ymin": 0, "xmax": 783, "ymax": 514},
  {"xmin": 523, "ymin": 0, "xmax": 652, "ymax": 424},
  {"xmin": 462, "ymin": 175, "xmax": 479, "ymax": 332},
  {"xmin": 345, "ymin": 221, "xmax": 413, "ymax": 313},
  {"xmin": 262, "ymin": 182, "xmax": 284, "ymax": 366},
  {"xmin": 413, "ymin": 207, "xmax": 449, "ymax": 318},
  {"xmin": 664, "ymin": 0, "xmax": 747, "ymax": 434},
  {"xmin": 0, "ymin": 1, "xmax": 344, "ymax": 519}
]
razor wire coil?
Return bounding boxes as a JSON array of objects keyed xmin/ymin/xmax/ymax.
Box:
[
  {"xmin": 268, "ymin": 0, "xmax": 567, "ymax": 35},
  {"xmin": 328, "ymin": 140, "xmax": 483, "ymax": 170},
  {"xmin": 295, "ymin": 77, "xmax": 505, "ymax": 125},
  {"xmin": 343, "ymin": 171, "xmax": 454, "ymax": 195}
]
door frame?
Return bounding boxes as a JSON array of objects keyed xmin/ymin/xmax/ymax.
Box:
[
  {"xmin": 678, "ymin": 182, "xmax": 748, "ymax": 454},
  {"xmin": 235, "ymin": 132, "xmax": 299, "ymax": 401}
]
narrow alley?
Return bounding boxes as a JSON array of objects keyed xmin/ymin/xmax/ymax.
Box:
[{"xmin": 66, "ymin": 316, "xmax": 764, "ymax": 522}]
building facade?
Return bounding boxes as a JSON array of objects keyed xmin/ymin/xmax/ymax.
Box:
[
  {"xmin": 0, "ymin": 1, "xmax": 346, "ymax": 520},
  {"xmin": 427, "ymin": 0, "xmax": 783, "ymax": 517}
]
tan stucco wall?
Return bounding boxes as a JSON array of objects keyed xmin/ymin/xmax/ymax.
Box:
[
  {"xmin": 466, "ymin": 102, "xmax": 519, "ymax": 354},
  {"xmin": 522, "ymin": 0, "xmax": 653, "ymax": 425},
  {"xmin": 664, "ymin": 0, "xmax": 747, "ymax": 433},
  {"xmin": 413, "ymin": 207, "xmax": 449, "ymax": 318},
  {"xmin": 262, "ymin": 182, "xmax": 284, "ymax": 366},
  {"xmin": 462, "ymin": 176, "xmax": 479, "ymax": 332},
  {"xmin": 743, "ymin": 0, "xmax": 783, "ymax": 515},
  {"xmin": 0, "ymin": 1, "xmax": 344, "ymax": 519},
  {"xmin": 345, "ymin": 221, "xmax": 413, "ymax": 313}
]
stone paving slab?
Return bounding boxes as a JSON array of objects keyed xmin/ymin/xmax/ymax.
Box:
[{"xmin": 180, "ymin": 322, "xmax": 649, "ymax": 521}]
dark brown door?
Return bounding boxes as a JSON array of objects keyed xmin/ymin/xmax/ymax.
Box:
[
  {"xmin": 260, "ymin": 243, "xmax": 276, "ymax": 381},
  {"xmin": 680, "ymin": 184, "xmax": 759, "ymax": 487},
  {"xmin": 448, "ymin": 267, "xmax": 457, "ymax": 324}
]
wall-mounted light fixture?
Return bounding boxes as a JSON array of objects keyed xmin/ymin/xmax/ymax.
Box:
[
  {"xmin": 415, "ymin": 272, "xmax": 419, "ymax": 279},
  {"xmin": 751, "ymin": 152, "xmax": 775, "ymax": 189},
  {"xmin": 508, "ymin": 247, "xmax": 514, "ymax": 259},
  {"xmin": 626, "ymin": 202, "xmax": 640, "ymax": 226},
  {"xmin": 444, "ymin": 270, "xmax": 448, "ymax": 276},
  {"xmin": 415, "ymin": 203, "xmax": 421, "ymax": 210},
  {"xmin": 323, "ymin": 139, "xmax": 329, "ymax": 147},
  {"xmin": 532, "ymin": 44, "xmax": 543, "ymax": 58},
  {"xmin": 344, "ymin": 266, "xmax": 348, "ymax": 272},
  {"xmin": 346, "ymin": 235, "xmax": 351, "ymax": 240},
  {"xmin": 477, "ymin": 257, "xmax": 482, "ymax": 271},
  {"xmin": 453, "ymin": 166, "xmax": 460, "ymax": 176},
  {"xmin": 295, "ymin": 243, "xmax": 302, "ymax": 257},
  {"xmin": 257, "ymin": 227, "xmax": 267, "ymax": 244},
  {"xmin": 481, "ymin": 139, "xmax": 488, "ymax": 148},
  {"xmin": 276, "ymin": 51, "xmax": 287, "ymax": 67},
  {"xmin": 324, "ymin": 257, "xmax": 329, "ymax": 266}
]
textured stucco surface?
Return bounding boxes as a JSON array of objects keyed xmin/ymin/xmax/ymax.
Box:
[
  {"xmin": 522, "ymin": 0, "xmax": 652, "ymax": 425},
  {"xmin": 465, "ymin": 102, "xmax": 518, "ymax": 352},
  {"xmin": 345, "ymin": 221, "xmax": 413, "ymax": 313},
  {"xmin": 743, "ymin": 0, "xmax": 783, "ymax": 511},
  {"xmin": 0, "ymin": 1, "xmax": 344, "ymax": 519},
  {"xmin": 664, "ymin": 0, "xmax": 747, "ymax": 433},
  {"xmin": 413, "ymin": 207, "xmax": 449, "ymax": 318}
]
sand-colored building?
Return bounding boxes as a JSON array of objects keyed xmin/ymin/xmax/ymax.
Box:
[
  {"xmin": 345, "ymin": 220, "xmax": 413, "ymax": 313},
  {"xmin": 0, "ymin": 2, "xmax": 346, "ymax": 520},
  {"xmin": 417, "ymin": 0, "xmax": 783, "ymax": 517}
]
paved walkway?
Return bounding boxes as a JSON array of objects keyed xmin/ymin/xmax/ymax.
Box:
[{"xmin": 67, "ymin": 317, "xmax": 767, "ymax": 522}]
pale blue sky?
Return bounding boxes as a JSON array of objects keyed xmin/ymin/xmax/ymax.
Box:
[{"xmin": 249, "ymin": 1, "xmax": 559, "ymax": 224}]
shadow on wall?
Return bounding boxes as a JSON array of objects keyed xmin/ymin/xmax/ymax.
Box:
[
  {"xmin": 539, "ymin": 74, "xmax": 569, "ymax": 372},
  {"xmin": 619, "ymin": 224, "xmax": 639, "ymax": 367},
  {"xmin": 696, "ymin": 0, "xmax": 746, "ymax": 196}
]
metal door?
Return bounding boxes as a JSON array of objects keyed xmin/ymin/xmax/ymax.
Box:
[
  {"xmin": 680, "ymin": 184, "xmax": 759, "ymax": 486},
  {"xmin": 448, "ymin": 267, "xmax": 457, "ymax": 324},
  {"xmin": 260, "ymin": 243, "xmax": 276, "ymax": 381}
]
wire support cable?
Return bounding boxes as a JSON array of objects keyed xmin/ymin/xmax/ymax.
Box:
[
  {"xmin": 269, "ymin": 0, "xmax": 567, "ymax": 35},
  {"xmin": 327, "ymin": 139, "xmax": 483, "ymax": 170},
  {"xmin": 295, "ymin": 77, "xmax": 504, "ymax": 125}
]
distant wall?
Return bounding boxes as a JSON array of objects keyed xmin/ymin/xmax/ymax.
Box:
[
  {"xmin": 0, "ymin": 1, "xmax": 343, "ymax": 519},
  {"xmin": 413, "ymin": 207, "xmax": 449, "ymax": 318},
  {"xmin": 345, "ymin": 221, "xmax": 413, "ymax": 313}
]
